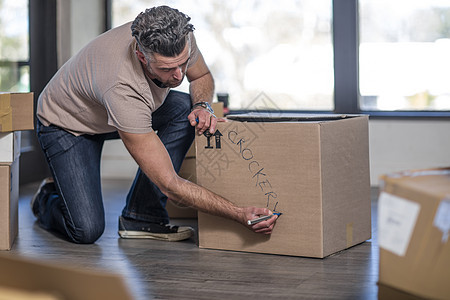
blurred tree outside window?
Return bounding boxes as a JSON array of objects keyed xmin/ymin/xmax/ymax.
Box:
[
  {"xmin": 359, "ymin": 0, "xmax": 450, "ymax": 111},
  {"xmin": 0, "ymin": 0, "xmax": 29, "ymax": 93},
  {"xmin": 112, "ymin": 0, "xmax": 334, "ymax": 111}
]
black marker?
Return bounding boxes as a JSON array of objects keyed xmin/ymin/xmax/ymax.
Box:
[{"xmin": 247, "ymin": 213, "xmax": 282, "ymax": 225}]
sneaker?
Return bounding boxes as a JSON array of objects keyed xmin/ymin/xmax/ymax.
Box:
[
  {"xmin": 30, "ymin": 177, "xmax": 55, "ymax": 218},
  {"xmin": 118, "ymin": 216, "xmax": 194, "ymax": 242}
]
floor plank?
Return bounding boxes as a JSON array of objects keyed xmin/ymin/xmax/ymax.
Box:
[{"xmin": 4, "ymin": 179, "xmax": 380, "ymax": 300}]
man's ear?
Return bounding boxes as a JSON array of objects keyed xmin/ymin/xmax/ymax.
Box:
[{"xmin": 136, "ymin": 49, "xmax": 147, "ymax": 64}]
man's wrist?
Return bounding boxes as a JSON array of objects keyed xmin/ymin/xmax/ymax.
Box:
[{"xmin": 191, "ymin": 101, "xmax": 214, "ymax": 114}]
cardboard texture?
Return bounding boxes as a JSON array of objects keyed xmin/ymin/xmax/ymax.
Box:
[
  {"xmin": 0, "ymin": 92, "xmax": 34, "ymax": 132},
  {"xmin": 166, "ymin": 102, "xmax": 224, "ymax": 219},
  {"xmin": 195, "ymin": 114, "xmax": 371, "ymax": 257},
  {"xmin": 0, "ymin": 254, "xmax": 134, "ymax": 300},
  {"xmin": 0, "ymin": 286, "xmax": 61, "ymax": 300},
  {"xmin": 378, "ymin": 283, "xmax": 426, "ymax": 300},
  {"xmin": 0, "ymin": 160, "xmax": 19, "ymax": 251},
  {"xmin": 378, "ymin": 167, "xmax": 450, "ymax": 300},
  {"xmin": 0, "ymin": 131, "xmax": 21, "ymax": 163}
]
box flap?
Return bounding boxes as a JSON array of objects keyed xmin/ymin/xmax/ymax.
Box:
[
  {"xmin": 0, "ymin": 94, "xmax": 12, "ymax": 132},
  {"xmin": 0, "ymin": 254, "xmax": 134, "ymax": 300},
  {"xmin": 226, "ymin": 112, "xmax": 361, "ymax": 122}
]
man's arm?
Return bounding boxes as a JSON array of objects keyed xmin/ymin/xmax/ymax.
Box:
[
  {"xmin": 118, "ymin": 130, "xmax": 278, "ymax": 234},
  {"xmin": 186, "ymin": 51, "xmax": 216, "ymax": 135}
]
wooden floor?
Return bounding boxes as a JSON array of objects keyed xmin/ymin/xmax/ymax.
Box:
[{"xmin": 5, "ymin": 179, "xmax": 380, "ymax": 300}]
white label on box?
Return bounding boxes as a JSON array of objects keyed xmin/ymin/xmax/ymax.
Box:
[
  {"xmin": 433, "ymin": 199, "xmax": 450, "ymax": 243},
  {"xmin": 378, "ymin": 192, "xmax": 421, "ymax": 256}
]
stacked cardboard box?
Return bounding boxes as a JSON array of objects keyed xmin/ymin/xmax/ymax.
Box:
[
  {"xmin": 195, "ymin": 113, "xmax": 371, "ymax": 257},
  {"xmin": 0, "ymin": 92, "xmax": 34, "ymax": 250},
  {"xmin": 0, "ymin": 254, "xmax": 134, "ymax": 299},
  {"xmin": 0, "ymin": 93, "xmax": 34, "ymax": 132},
  {"xmin": 378, "ymin": 167, "xmax": 450, "ymax": 299},
  {"xmin": 166, "ymin": 102, "xmax": 223, "ymax": 219}
]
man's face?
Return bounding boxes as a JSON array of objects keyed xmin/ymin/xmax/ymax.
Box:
[{"xmin": 144, "ymin": 42, "xmax": 191, "ymax": 88}]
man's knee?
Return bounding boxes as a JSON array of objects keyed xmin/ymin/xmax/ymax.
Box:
[{"xmin": 70, "ymin": 220, "xmax": 105, "ymax": 244}]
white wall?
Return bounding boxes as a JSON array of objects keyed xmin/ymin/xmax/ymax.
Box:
[
  {"xmin": 59, "ymin": 0, "xmax": 104, "ymax": 63},
  {"xmin": 369, "ymin": 119, "xmax": 450, "ymax": 185},
  {"xmin": 101, "ymin": 140, "xmax": 138, "ymax": 179}
]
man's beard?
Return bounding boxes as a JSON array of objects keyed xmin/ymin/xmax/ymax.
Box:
[{"xmin": 147, "ymin": 64, "xmax": 184, "ymax": 88}]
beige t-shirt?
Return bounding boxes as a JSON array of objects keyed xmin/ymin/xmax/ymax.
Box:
[{"xmin": 37, "ymin": 22, "xmax": 199, "ymax": 136}]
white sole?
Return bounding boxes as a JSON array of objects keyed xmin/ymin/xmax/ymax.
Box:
[{"xmin": 118, "ymin": 229, "xmax": 193, "ymax": 242}]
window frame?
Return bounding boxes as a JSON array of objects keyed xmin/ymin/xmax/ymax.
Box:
[{"xmin": 335, "ymin": 0, "xmax": 450, "ymax": 119}]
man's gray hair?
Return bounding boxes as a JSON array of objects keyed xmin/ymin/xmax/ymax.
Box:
[{"xmin": 131, "ymin": 6, "xmax": 194, "ymax": 58}]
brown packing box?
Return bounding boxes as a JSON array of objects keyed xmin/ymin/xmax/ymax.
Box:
[
  {"xmin": 0, "ymin": 254, "xmax": 134, "ymax": 300},
  {"xmin": 378, "ymin": 168, "xmax": 450, "ymax": 300},
  {"xmin": 0, "ymin": 92, "xmax": 34, "ymax": 132},
  {"xmin": 378, "ymin": 283, "xmax": 426, "ymax": 300},
  {"xmin": 0, "ymin": 285, "xmax": 61, "ymax": 300},
  {"xmin": 195, "ymin": 113, "xmax": 371, "ymax": 257},
  {"xmin": 166, "ymin": 102, "xmax": 223, "ymax": 218},
  {"xmin": 0, "ymin": 160, "xmax": 19, "ymax": 251}
]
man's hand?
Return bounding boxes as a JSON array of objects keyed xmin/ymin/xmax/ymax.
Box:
[
  {"xmin": 188, "ymin": 108, "xmax": 217, "ymax": 135},
  {"xmin": 242, "ymin": 207, "xmax": 279, "ymax": 235}
]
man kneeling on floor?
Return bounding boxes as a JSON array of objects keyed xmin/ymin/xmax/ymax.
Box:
[{"xmin": 32, "ymin": 6, "xmax": 279, "ymax": 244}]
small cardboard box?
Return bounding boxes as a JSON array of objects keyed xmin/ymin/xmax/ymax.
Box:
[
  {"xmin": 378, "ymin": 168, "xmax": 450, "ymax": 300},
  {"xmin": 166, "ymin": 102, "xmax": 224, "ymax": 219},
  {"xmin": 378, "ymin": 283, "xmax": 425, "ymax": 300},
  {"xmin": 0, "ymin": 92, "xmax": 34, "ymax": 132},
  {"xmin": 0, "ymin": 131, "xmax": 21, "ymax": 163},
  {"xmin": 0, "ymin": 254, "xmax": 134, "ymax": 300},
  {"xmin": 0, "ymin": 160, "xmax": 19, "ymax": 251},
  {"xmin": 195, "ymin": 113, "xmax": 371, "ymax": 257}
]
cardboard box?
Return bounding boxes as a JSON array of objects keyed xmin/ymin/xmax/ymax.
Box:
[
  {"xmin": 166, "ymin": 102, "xmax": 224, "ymax": 219},
  {"xmin": 0, "ymin": 92, "xmax": 34, "ymax": 132},
  {"xmin": 0, "ymin": 285, "xmax": 61, "ymax": 300},
  {"xmin": 0, "ymin": 254, "xmax": 134, "ymax": 300},
  {"xmin": 378, "ymin": 168, "xmax": 450, "ymax": 300},
  {"xmin": 0, "ymin": 160, "xmax": 19, "ymax": 250},
  {"xmin": 195, "ymin": 113, "xmax": 371, "ymax": 257},
  {"xmin": 0, "ymin": 131, "xmax": 21, "ymax": 163},
  {"xmin": 378, "ymin": 283, "xmax": 426, "ymax": 300}
]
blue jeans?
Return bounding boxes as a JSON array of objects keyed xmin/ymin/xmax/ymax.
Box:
[{"xmin": 36, "ymin": 90, "xmax": 195, "ymax": 244}]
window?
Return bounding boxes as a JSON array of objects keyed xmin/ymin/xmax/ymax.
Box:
[
  {"xmin": 0, "ymin": 0, "xmax": 29, "ymax": 92},
  {"xmin": 359, "ymin": 0, "xmax": 450, "ymax": 112},
  {"xmin": 111, "ymin": 0, "xmax": 449, "ymax": 116},
  {"xmin": 112, "ymin": 0, "xmax": 334, "ymax": 111}
]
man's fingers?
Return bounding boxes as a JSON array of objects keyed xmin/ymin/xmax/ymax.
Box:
[
  {"xmin": 209, "ymin": 115, "xmax": 217, "ymax": 133},
  {"xmin": 250, "ymin": 215, "xmax": 277, "ymax": 234},
  {"xmin": 195, "ymin": 111, "xmax": 216, "ymax": 135}
]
